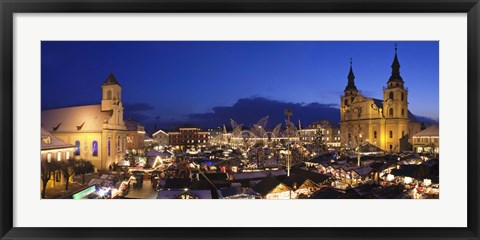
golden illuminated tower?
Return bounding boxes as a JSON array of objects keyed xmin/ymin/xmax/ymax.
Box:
[
  {"xmin": 100, "ymin": 73, "xmax": 127, "ymax": 169},
  {"xmin": 101, "ymin": 73, "xmax": 125, "ymax": 126},
  {"xmin": 341, "ymin": 58, "xmax": 358, "ymax": 109},
  {"xmin": 382, "ymin": 46, "xmax": 410, "ymax": 151}
]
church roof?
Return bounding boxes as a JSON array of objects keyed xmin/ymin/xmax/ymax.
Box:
[
  {"xmin": 41, "ymin": 127, "xmax": 75, "ymax": 150},
  {"xmin": 101, "ymin": 73, "xmax": 121, "ymax": 87},
  {"xmin": 388, "ymin": 48, "xmax": 404, "ymax": 83},
  {"xmin": 413, "ymin": 124, "xmax": 439, "ymax": 137},
  {"xmin": 408, "ymin": 111, "xmax": 418, "ymax": 122},
  {"xmin": 372, "ymin": 98, "xmax": 384, "ymax": 109},
  {"xmin": 42, "ymin": 104, "xmax": 112, "ymax": 133},
  {"xmin": 344, "ymin": 61, "xmax": 358, "ymax": 91}
]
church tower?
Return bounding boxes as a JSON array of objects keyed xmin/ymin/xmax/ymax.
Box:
[
  {"xmin": 382, "ymin": 46, "xmax": 409, "ymax": 120},
  {"xmin": 382, "ymin": 46, "xmax": 410, "ymax": 151},
  {"xmin": 101, "ymin": 73, "xmax": 125, "ymax": 126},
  {"xmin": 340, "ymin": 59, "xmax": 358, "ymax": 121}
]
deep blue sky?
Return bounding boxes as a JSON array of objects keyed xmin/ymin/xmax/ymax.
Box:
[{"xmin": 41, "ymin": 41, "xmax": 439, "ymax": 130}]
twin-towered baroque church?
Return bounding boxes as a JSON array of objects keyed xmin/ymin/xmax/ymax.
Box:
[{"xmin": 340, "ymin": 48, "xmax": 422, "ymax": 152}]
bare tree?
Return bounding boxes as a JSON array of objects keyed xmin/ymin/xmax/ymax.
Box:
[
  {"xmin": 74, "ymin": 159, "xmax": 95, "ymax": 185},
  {"xmin": 342, "ymin": 124, "xmax": 364, "ymax": 166},
  {"xmin": 41, "ymin": 160, "xmax": 60, "ymax": 198},
  {"xmin": 59, "ymin": 159, "xmax": 76, "ymax": 191}
]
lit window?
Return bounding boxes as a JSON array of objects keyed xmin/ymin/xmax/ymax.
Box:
[
  {"xmin": 92, "ymin": 141, "xmax": 98, "ymax": 156},
  {"xmin": 75, "ymin": 141, "xmax": 80, "ymax": 156},
  {"xmin": 47, "ymin": 153, "xmax": 52, "ymax": 162},
  {"xmin": 57, "ymin": 152, "xmax": 62, "ymax": 161},
  {"xmin": 66, "ymin": 151, "xmax": 70, "ymax": 160}
]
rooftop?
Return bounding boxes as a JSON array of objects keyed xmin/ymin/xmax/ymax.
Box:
[{"xmin": 42, "ymin": 104, "xmax": 111, "ymax": 133}]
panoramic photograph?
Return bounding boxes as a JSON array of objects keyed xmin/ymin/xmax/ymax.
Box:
[{"xmin": 40, "ymin": 41, "xmax": 439, "ymax": 200}]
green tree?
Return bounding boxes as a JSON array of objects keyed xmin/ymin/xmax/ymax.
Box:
[
  {"xmin": 59, "ymin": 159, "xmax": 76, "ymax": 191},
  {"xmin": 74, "ymin": 159, "xmax": 95, "ymax": 185}
]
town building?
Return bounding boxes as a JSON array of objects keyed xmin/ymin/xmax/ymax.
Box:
[
  {"xmin": 125, "ymin": 119, "xmax": 145, "ymax": 154},
  {"xmin": 152, "ymin": 129, "xmax": 169, "ymax": 146},
  {"xmin": 168, "ymin": 127, "xmax": 209, "ymax": 149},
  {"xmin": 412, "ymin": 124, "xmax": 439, "ymax": 154},
  {"xmin": 299, "ymin": 120, "xmax": 341, "ymax": 147},
  {"xmin": 41, "ymin": 73, "xmax": 128, "ymax": 170},
  {"xmin": 339, "ymin": 49, "xmax": 422, "ymax": 152},
  {"xmin": 41, "ymin": 127, "xmax": 76, "ymax": 189},
  {"xmin": 252, "ymin": 176, "xmax": 292, "ymax": 199},
  {"xmin": 207, "ymin": 126, "xmax": 224, "ymax": 140}
]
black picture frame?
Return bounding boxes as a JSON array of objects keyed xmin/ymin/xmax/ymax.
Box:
[{"xmin": 1, "ymin": 0, "xmax": 479, "ymax": 239}]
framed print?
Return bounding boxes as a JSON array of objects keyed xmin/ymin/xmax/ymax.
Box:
[{"xmin": 1, "ymin": 0, "xmax": 479, "ymax": 239}]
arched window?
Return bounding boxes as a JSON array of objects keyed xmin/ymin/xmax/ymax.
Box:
[
  {"xmin": 107, "ymin": 138, "xmax": 111, "ymax": 156},
  {"xmin": 57, "ymin": 152, "xmax": 62, "ymax": 161},
  {"xmin": 389, "ymin": 131, "xmax": 393, "ymax": 138},
  {"xmin": 92, "ymin": 141, "xmax": 98, "ymax": 156},
  {"xmin": 117, "ymin": 136, "xmax": 121, "ymax": 152},
  {"xmin": 75, "ymin": 140, "xmax": 80, "ymax": 156},
  {"xmin": 401, "ymin": 108, "xmax": 405, "ymax": 116},
  {"xmin": 389, "ymin": 108, "xmax": 393, "ymax": 117},
  {"xmin": 401, "ymin": 92, "xmax": 404, "ymax": 101},
  {"xmin": 389, "ymin": 92, "xmax": 394, "ymax": 100},
  {"xmin": 373, "ymin": 131, "xmax": 377, "ymax": 139},
  {"xmin": 107, "ymin": 90, "xmax": 112, "ymax": 100}
]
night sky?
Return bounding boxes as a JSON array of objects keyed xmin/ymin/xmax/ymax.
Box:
[{"xmin": 41, "ymin": 41, "xmax": 439, "ymax": 131}]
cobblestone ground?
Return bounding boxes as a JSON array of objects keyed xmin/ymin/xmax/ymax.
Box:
[{"xmin": 124, "ymin": 180, "xmax": 159, "ymax": 199}]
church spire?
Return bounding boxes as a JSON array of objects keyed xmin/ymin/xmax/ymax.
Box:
[
  {"xmin": 344, "ymin": 58, "xmax": 358, "ymax": 92},
  {"xmin": 388, "ymin": 44, "xmax": 403, "ymax": 83},
  {"xmin": 102, "ymin": 72, "xmax": 122, "ymax": 87}
]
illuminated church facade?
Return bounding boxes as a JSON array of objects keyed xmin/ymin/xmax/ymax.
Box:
[
  {"xmin": 339, "ymin": 49, "xmax": 422, "ymax": 152},
  {"xmin": 41, "ymin": 73, "xmax": 128, "ymax": 170}
]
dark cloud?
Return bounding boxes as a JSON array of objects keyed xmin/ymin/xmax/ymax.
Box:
[
  {"xmin": 124, "ymin": 112, "xmax": 151, "ymax": 121},
  {"xmin": 124, "ymin": 102, "xmax": 155, "ymax": 112},
  {"xmin": 188, "ymin": 97, "xmax": 340, "ymax": 128},
  {"xmin": 414, "ymin": 115, "xmax": 438, "ymax": 124}
]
